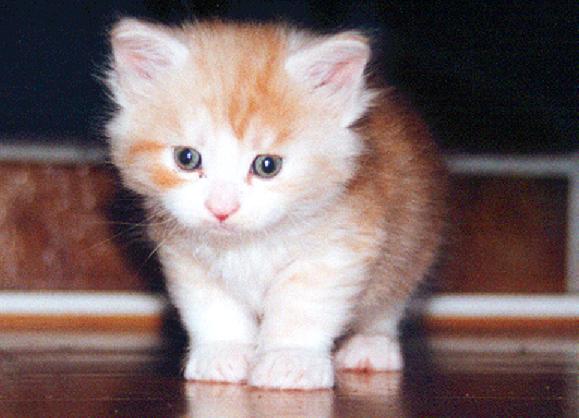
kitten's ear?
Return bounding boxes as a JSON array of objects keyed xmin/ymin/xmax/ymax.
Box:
[
  {"xmin": 286, "ymin": 32, "xmax": 372, "ymax": 124},
  {"xmin": 109, "ymin": 18, "xmax": 188, "ymax": 99}
]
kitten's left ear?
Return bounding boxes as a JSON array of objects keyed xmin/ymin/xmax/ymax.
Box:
[
  {"xmin": 108, "ymin": 18, "xmax": 189, "ymax": 101},
  {"xmin": 286, "ymin": 32, "xmax": 372, "ymax": 125}
]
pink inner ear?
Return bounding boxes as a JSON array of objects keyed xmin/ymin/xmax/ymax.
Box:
[
  {"xmin": 114, "ymin": 36, "xmax": 174, "ymax": 80},
  {"xmin": 124, "ymin": 49, "xmax": 170, "ymax": 80},
  {"xmin": 125, "ymin": 53, "xmax": 153, "ymax": 80},
  {"xmin": 310, "ymin": 58, "xmax": 363, "ymax": 90},
  {"xmin": 300, "ymin": 39, "xmax": 368, "ymax": 95}
]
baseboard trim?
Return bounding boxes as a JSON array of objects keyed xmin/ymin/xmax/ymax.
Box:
[
  {"xmin": 0, "ymin": 292, "xmax": 577, "ymax": 332},
  {"xmin": 416, "ymin": 294, "xmax": 579, "ymax": 318},
  {"xmin": 0, "ymin": 292, "xmax": 166, "ymax": 315}
]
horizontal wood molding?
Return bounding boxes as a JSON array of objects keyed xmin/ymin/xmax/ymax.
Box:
[
  {"xmin": 423, "ymin": 317, "xmax": 579, "ymax": 334},
  {"xmin": 2, "ymin": 314, "xmax": 576, "ymax": 334},
  {"xmin": 0, "ymin": 314, "xmax": 162, "ymax": 332}
]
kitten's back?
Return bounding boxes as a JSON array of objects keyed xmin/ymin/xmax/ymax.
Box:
[{"xmin": 349, "ymin": 90, "xmax": 446, "ymax": 301}]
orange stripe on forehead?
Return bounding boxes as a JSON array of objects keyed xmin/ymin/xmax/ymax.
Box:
[
  {"xmin": 191, "ymin": 23, "xmax": 301, "ymax": 147},
  {"xmin": 126, "ymin": 140, "xmax": 166, "ymax": 162},
  {"xmin": 219, "ymin": 28, "xmax": 296, "ymax": 143}
]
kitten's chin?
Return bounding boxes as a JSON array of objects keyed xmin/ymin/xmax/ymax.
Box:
[
  {"xmin": 180, "ymin": 216, "xmax": 285, "ymax": 239},
  {"xmin": 204, "ymin": 221, "xmax": 242, "ymax": 236},
  {"xmin": 176, "ymin": 218, "xmax": 257, "ymax": 238},
  {"xmin": 172, "ymin": 218, "xmax": 240, "ymax": 236}
]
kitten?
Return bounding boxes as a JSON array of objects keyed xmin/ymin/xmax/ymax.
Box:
[{"xmin": 105, "ymin": 18, "xmax": 445, "ymax": 390}]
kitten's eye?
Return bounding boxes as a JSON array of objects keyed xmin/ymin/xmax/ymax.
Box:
[
  {"xmin": 252, "ymin": 155, "xmax": 283, "ymax": 178},
  {"xmin": 174, "ymin": 147, "xmax": 202, "ymax": 171}
]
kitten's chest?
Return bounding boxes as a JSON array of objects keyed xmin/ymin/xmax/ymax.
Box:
[{"xmin": 197, "ymin": 239, "xmax": 292, "ymax": 310}]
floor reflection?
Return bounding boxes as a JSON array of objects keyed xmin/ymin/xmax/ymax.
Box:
[
  {"xmin": 183, "ymin": 372, "xmax": 404, "ymax": 418},
  {"xmin": 1, "ymin": 331, "xmax": 574, "ymax": 417}
]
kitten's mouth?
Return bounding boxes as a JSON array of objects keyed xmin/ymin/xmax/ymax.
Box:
[{"xmin": 205, "ymin": 220, "xmax": 241, "ymax": 234}]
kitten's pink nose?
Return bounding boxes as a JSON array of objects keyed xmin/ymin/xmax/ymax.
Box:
[{"xmin": 204, "ymin": 198, "xmax": 240, "ymax": 222}]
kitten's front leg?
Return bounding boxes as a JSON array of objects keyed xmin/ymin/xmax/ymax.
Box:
[
  {"xmin": 161, "ymin": 250, "xmax": 258, "ymax": 383},
  {"xmin": 175, "ymin": 283, "xmax": 257, "ymax": 383},
  {"xmin": 250, "ymin": 263, "xmax": 364, "ymax": 389}
]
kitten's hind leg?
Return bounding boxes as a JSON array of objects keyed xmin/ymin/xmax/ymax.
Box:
[
  {"xmin": 335, "ymin": 312, "xmax": 404, "ymax": 372},
  {"xmin": 335, "ymin": 334, "xmax": 403, "ymax": 371}
]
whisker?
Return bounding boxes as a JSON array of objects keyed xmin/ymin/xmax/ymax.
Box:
[
  {"xmin": 82, "ymin": 224, "xmax": 145, "ymax": 252},
  {"xmin": 86, "ymin": 218, "xmax": 175, "ymax": 228},
  {"xmin": 138, "ymin": 218, "xmax": 180, "ymax": 270}
]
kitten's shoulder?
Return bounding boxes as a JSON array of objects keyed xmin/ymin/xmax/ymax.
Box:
[
  {"xmin": 356, "ymin": 85, "xmax": 444, "ymax": 176},
  {"xmin": 347, "ymin": 86, "xmax": 446, "ymax": 225}
]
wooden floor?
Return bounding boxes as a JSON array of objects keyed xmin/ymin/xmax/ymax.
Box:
[{"xmin": 0, "ymin": 330, "xmax": 576, "ymax": 417}]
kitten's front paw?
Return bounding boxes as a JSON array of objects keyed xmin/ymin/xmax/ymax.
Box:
[
  {"xmin": 249, "ymin": 348, "xmax": 333, "ymax": 390},
  {"xmin": 335, "ymin": 334, "xmax": 403, "ymax": 371},
  {"xmin": 184, "ymin": 343, "xmax": 254, "ymax": 383}
]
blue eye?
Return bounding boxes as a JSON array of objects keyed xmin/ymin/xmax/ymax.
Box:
[
  {"xmin": 174, "ymin": 147, "xmax": 202, "ymax": 171},
  {"xmin": 252, "ymin": 155, "xmax": 283, "ymax": 178}
]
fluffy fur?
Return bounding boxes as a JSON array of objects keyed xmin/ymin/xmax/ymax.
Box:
[{"xmin": 106, "ymin": 19, "xmax": 445, "ymax": 390}]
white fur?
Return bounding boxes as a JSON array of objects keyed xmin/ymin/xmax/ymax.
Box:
[
  {"xmin": 158, "ymin": 201, "xmax": 374, "ymax": 388},
  {"xmin": 185, "ymin": 342, "xmax": 255, "ymax": 383},
  {"xmin": 250, "ymin": 348, "xmax": 334, "ymax": 389}
]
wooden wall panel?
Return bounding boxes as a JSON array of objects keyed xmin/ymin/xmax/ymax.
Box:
[
  {"xmin": 0, "ymin": 163, "xmax": 568, "ymax": 293},
  {"xmin": 0, "ymin": 163, "xmax": 156, "ymax": 291},
  {"xmin": 436, "ymin": 175, "xmax": 567, "ymax": 293}
]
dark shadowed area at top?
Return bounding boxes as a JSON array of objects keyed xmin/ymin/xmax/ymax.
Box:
[{"xmin": 1, "ymin": 1, "xmax": 575, "ymax": 153}]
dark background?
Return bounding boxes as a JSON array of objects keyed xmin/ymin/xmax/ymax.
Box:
[{"xmin": 1, "ymin": 1, "xmax": 576, "ymax": 154}]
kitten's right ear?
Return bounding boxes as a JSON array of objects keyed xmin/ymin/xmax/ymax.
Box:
[
  {"xmin": 286, "ymin": 31, "xmax": 372, "ymax": 126},
  {"xmin": 109, "ymin": 18, "xmax": 188, "ymax": 99}
]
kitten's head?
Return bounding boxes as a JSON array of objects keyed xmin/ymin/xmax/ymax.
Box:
[{"xmin": 106, "ymin": 19, "xmax": 374, "ymax": 235}]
